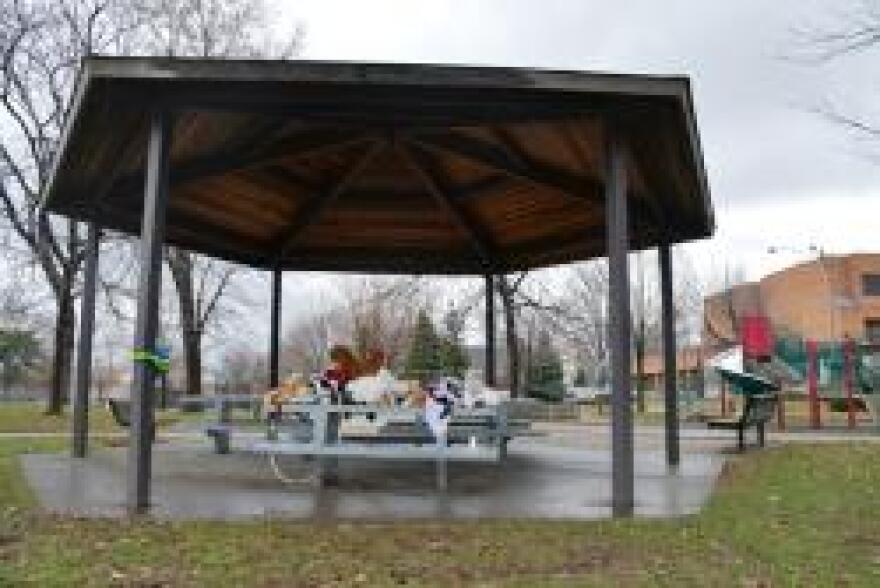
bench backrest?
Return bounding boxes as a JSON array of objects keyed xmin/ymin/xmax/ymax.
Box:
[
  {"xmin": 107, "ymin": 399, "xmax": 132, "ymax": 427},
  {"xmin": 742, "ymin": 394, "xmax": 777, "ymax": 427}
]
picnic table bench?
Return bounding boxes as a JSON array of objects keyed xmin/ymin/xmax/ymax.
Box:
[
  {"xmin": 707, "ymin": 393, "xmax": 777, "ymax": 450},
  {"xmin": 108, "ymin": 394, "xmax": 260, "ymax": 445}
]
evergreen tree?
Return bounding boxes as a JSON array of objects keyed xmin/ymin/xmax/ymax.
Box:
[
  {"xmin": 0, "ymin": 329, "xmax": 40, "ymax": 394},
  {"xmin": 404, "ymin": 309, "xmax": 443, "ymax": 382},
  {"xmin": 439, "ymin": 337, "xmax": 469, "ymax": 379}
]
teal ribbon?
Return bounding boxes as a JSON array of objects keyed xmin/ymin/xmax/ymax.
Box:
[{"xmin": 131, "ymin": 348, "xmax": 171, "ymax": 374}]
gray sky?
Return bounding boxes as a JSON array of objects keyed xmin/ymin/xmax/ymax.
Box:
[{"xmin": 274, "ymin": 0, "xmax": 880, "ymax": 280}]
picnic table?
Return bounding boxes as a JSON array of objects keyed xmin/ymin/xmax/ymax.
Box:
[{"xmin": 208, "ymin": 399, "xmax": 535, "ymax": 490}]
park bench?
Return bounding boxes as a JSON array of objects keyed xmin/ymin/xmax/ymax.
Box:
[
  {"xmin": 107, "ymin": 398, "xmax": 156, "ymax": 440},
  {"xmin": 176, "ymin": 393, "xmax": 262, "ymax": 422},
  {"xmin": 206, "ymin": 424, "xmax": 231, "ymax": 454},
  {"xmin": 707, "ymin": 393, "xmax": 777, "ymax": 451}
]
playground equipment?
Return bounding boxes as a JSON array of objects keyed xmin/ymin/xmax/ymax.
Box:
[
  {"xmin": 711, "ymin": 310, "xmax": 880, "ymax": 430},
  {"xmin": 774, "ymin": 337, "xmax": 880, "ymax": 429}
]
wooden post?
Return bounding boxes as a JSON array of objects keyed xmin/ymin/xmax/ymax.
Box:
[
  {"xmin": 777, "ymin": 391, "xmax": 786, "ymax": 431},
  {"xmin": 269, "ymin": 268, "xmax": 282, "ymax": 389},
  {"xmin": 659, "ymin": 244, "xmax": 679, "ymax": 467},
  {"xmin": 807, "ymin": 339, "xmax": 820, "ymax": 429},
  {"xmin": 72, "ymin": 223, "xmax": 100, "ymax": 458},
  {"xmin": 844, "ymin": 338, "xmax": 856, "ymax": 429},
  {"xmin": 485, "ymin": 274, "xmax": 496, "ymax": 388},
  {"xmin": 605, "ymin": 123, "xmax": 633, "ymax": 517},
  {"xmin": 128, "ymin": 110, "xmax": 172, "ymax": 514}
]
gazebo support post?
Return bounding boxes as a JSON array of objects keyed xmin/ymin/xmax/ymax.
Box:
[
  {"xmin": 605, "ymin": 126, "xmax": 634, "ymax": 517},
  {"xmin": 72, "ymin": 222, "xmax": 100, "ymax": 458},
  {"xmin": 128, "ymin": 111, "xmax": 173, "ymax": 514},
  {"xmin": 269, "ymin": 268, "xmax": 282, "ymax": 389},
  {"xmin": 485, "ymin": 274, "xmax": 496, "ymax": 388},
  {"xmin": 659, "ymin": 244, "xmax": 679, "ymax": 467}
]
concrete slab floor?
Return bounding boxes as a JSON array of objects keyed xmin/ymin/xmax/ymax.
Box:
[{"xmin": 21, "ymin": 426, "xmax": 728, "ymax": 521}]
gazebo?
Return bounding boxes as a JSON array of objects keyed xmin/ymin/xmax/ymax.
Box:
[{"xmin": 41, "ymin": 56, "xmax": 713, "ymax": 516}]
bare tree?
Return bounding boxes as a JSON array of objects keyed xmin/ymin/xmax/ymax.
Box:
[
  {"xmin": 514, "ymin": 250, "xmax": 705, "ymax": 399},
  {"xmin": 672, "ymin": 250, "xmax": 707, "ymax": 347},
  {"xmin": 0, "ymin": 1, "xmax": 149, "ymax": 412},
  {"xmin": 134, "ymin": 0, "xmax": 300, "ymax": 59},
  {"xmin": 279, "ymin": 276, "xmax": 432, "ymax": 379},
  {"xmin": 165, "ymin": 250, "xmax": 236, "ymax": 396},
  {"xmin": 798, "ymin": 1, "xmax": 880, "ymax": 61},
  {"xmin": 134, "ymin": 0, "xmax": 302, "ymax": 396},
  {"xmin": 498, "ymin": 273, "xmax": 527, "ymax": 396},
  {"xmin": 283, "ymin": 310, "xmax": 332, "ymax": 378},
  {"xmin": 339, "ymin": 276, "xmax": 427, "ymax": 369},
  {"xmin": 216, "ymin": 345, "xmax": 266, "ymax": 394},
  {"xmin": 795, "ymin": 2, "xmax": 880, "ymax": 144},
  {"xmin": 0, "ymin": 0, "xmax": 302, "ymax": 409}
]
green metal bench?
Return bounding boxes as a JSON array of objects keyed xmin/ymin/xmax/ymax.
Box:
[{"xmin": 707, "ymin": 393, "xmax": 777, "ymax": 451}]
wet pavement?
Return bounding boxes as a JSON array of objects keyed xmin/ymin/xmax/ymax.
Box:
[{"xmin": 21, "ymin": 425, "xmax": 728, "ymax": 520}]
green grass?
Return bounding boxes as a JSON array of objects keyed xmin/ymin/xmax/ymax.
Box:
[
  {"xmin": 0, "ymin": 438, "xmax": 878, "ymax": 586},
  {"xmin": 0, "ymin": 401, "xmax": 198, "ymax": 435}
]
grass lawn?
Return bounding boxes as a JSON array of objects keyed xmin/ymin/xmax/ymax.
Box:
[
  {"xmin": 0, "ymin": 439, "xmax": 879, "ymax": 586},
  {"xmin": 0, "ymin": 401, "xmax": 200, "ymax": 436}
]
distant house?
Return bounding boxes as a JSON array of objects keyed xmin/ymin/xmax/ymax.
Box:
[{"xmin": 633, "ymin": 346, "xmax": 704, "ymax": 395}]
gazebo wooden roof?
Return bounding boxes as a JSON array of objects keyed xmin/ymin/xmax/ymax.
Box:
[{"xmin": 42, "ymin": 56, "xmax": 712, "ymax": 274}]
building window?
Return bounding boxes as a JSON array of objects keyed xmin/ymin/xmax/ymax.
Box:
[
  {"xmin": 863, "ymin": 274, "xmax": 880, "ymax": 296},
  {"xmin": 866, "ymin": 319, "xmax": 880, "ymax": 344}
]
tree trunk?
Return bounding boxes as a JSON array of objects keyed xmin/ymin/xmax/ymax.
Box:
[
  {"xmin": 166, "ymin": 248, "xmax": 203, "ymax": 396},
  {"xmin": 498, "ymin": 276, "xmax": 520, "ymax": 397},
  {"xmin": 635, "ymin": 321, "xmax": 646, "ymax": 414},
  {"xmin": 182, "ymin": 330, "xmax": 203, "ymax": 396},
  {"xmin": 524, "ymin": 324, "xmax": 534, "ymax": 396},
  {"xmin": 48, "ymin": 288, "xmax": 75, "ymax": 414},
  {"xmin": 1, "ymin": 360, "xmax": 8, "ymax": 398}
]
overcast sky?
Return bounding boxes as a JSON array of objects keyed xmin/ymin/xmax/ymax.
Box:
[{"xmin": 273, "ymin": 0, "xmax": 880, "ymax": 281}]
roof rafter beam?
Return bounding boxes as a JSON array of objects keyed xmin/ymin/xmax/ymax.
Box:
[
  {"xmin": 398, "ymin": 140, "xmax": 499, "ymax": 272},
  {"xmin": 410, "ymin": 130, "xmax": 603, "ymax": 203},
  {"xmin": 110, "ymin": 128, "xmax": 373, "ymax": 203},
  {"xmin": 454, "ymin": 174, "xmax": 514, "ymax": 201},
  {"xmin": 271, "ymin": 139, "xmax": 385, "ymax": 262},
  {"xmin": 95, "ymin": 200, "xmax": 270, "ymax": 268},
  {"xmin": 618, "ymin": 123, "xmax": 679, "ymax": 240}
]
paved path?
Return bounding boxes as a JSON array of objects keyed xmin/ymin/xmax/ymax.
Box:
[
  {"xmin": 532, "ymin": 422, "xmax": 880, "ymax": 448},
  {"xmin": 21, "ymin": 426, "xmax": 726, "ymax": 521}
]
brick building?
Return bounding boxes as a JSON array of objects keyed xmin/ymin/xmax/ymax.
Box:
[{"xmin": 705, "ymin": 253, "xmax": 880, "ymax": 348}]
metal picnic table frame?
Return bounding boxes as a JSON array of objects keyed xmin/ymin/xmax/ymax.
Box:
[{"xmin": 208, "ymin": 401, "xmax": 531, "ymax": 490}]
